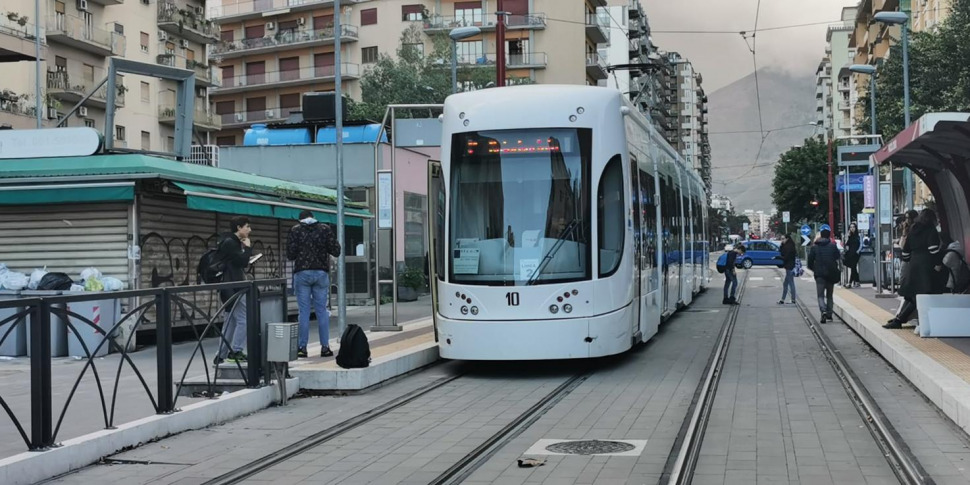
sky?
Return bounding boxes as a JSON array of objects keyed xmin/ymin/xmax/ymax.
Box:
[{"xmin": 642, "ymin": 0, "xmax": 859, "ymax": 92}]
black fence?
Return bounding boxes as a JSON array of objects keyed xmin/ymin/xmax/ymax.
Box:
[{"xmin": 0, "ymin": 279, "xmax": 286, "ymax": 452}]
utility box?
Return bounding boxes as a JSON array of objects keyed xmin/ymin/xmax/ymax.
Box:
[{"xmin": 266, "ymin": 322, "xmax": 298, "ymax": 362}]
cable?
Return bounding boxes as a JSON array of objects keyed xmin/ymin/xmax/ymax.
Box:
[
  {"xmin": 708, "ymin": 123, "xmax": 815, "ymax": 135},
  {"xmin": 541, "ymin": 16, "xmax": 843, "ymax": 34}
]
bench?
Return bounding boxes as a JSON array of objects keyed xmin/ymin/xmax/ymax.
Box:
[{"xmin": 916, "ymin": 294, "xmax": 970, "ymax": 337}]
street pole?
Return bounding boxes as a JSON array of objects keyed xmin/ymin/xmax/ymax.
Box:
[
  {"xmin": 451, "ymin": 39, "xmax": 458, "ymax": 94},
  {"xmin": 869, "ymin": 75, "xmax": 877, "ymax": 137},
  {"xmin": 34, "ymin": 0, "xmax": 41, "ymax": 128},
  {"xmin": 334, "ymin": 0, "xmax": 347, "ymax": 338},
  {"xmin": 901, "ymin": 20, "xmax": 914, "ymax": 211},
  {"xmin": 827, "ymin": 139, "xmax": 834, "ymax": 231},
  {"xmin": 495, "ymin": 0, "xmax": 506, "ymax": 87}
]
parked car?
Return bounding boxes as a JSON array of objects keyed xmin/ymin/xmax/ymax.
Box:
[{"xmin": 735, "ymin": 240, "xmax": 784, "ymax": 269}]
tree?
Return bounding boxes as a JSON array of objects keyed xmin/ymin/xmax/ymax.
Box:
[
  {"xmin": 771, "ymin": 137, "xmax": 831, "ymax": 224},
  {"xmin": 858, "ymin": 0, "xmax": 970, "ymax": 139},
  {"xmin": 349, "ymin": 25, "xmax": 533, "ymax": 121}
]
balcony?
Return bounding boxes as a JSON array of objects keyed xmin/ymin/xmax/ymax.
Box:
[
  {"xmin": 46, "ymin": 14, "xmax": 125, "ymax": 57},
  {"xmin": 212, "ymin": 63, "xmax": 360, "ymax": 95},
  {"xmin": 0, "ymin": 15, "xmax": 46, "ymax": 62},
  {"xmin": 585, "ymin": 12, "xmax": 609, "ymax": 44},
  {"xmin": 209, "ymin": 0, "xmax": 336, "ymax": 23},
  {"xmin": 158, "ymin": 1, "xmax": 220, "ymax": 44},
  {"xmin": 585, "ymin": 52, "xmax": 608, "ymax": 80},
  {"xmin": 421, "ymin": 13, "xmax": 547, "ymax": 32},
  {"xmin": 0, "ymin": 91, "xmax": 40, "ymax": 128},
  {"xmin": 219, "ymin": 108, "xmax": 298, "ymax": 128},
  {"xmin": 213, "ymin": 25, "xmax": 358, "ymax": 59},
  {"xmin": 156, "ymin": 53, "xmax": 222, "ymax": 87},
  {"xmin": 46, "ymin": 69, "xmax": 126, "ymax": 110},
  {"xmin": 455, "ymin": 52, "xmax": 547, "ymax": 69},
  {"xmin": 159, "ymin": 104, "xmax": 222, "ymax": 131}
]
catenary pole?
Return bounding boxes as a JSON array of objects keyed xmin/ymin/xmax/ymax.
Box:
[{"xmin": 335, "ymin": 0, "xmax": 347, "ymax": 338}]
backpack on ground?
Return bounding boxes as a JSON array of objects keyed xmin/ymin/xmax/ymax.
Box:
[
  {"xmin": 715, "ymin": 253, "xmax": 727, "ymax": 274},
  {"xmin": 336, "ymin": 324, "xmax": 371, "ymax": 369},
  {"xmin": 197, "ymin": 248, "xmax": 226, "ymax": 284}
]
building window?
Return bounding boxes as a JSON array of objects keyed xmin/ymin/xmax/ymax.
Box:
[
  {"xmin": 456, "ymin": 40, "xmax": 483, "ymax": 63},
  {"xmin": 361, "ymin": 8, "xmax": 377, "ymax": 26},
  {"xmin": 84, "ymin": 118, "xmax": 95, "ymax": 128},
  {"xmin": 361, "ymin": 46, "xmax": 378, "ymax": 63},
  {"xmin": 54, "ymin": 55, "xmax": 66, "ymax": 71},
  {"xmin": 116, "ymin": 125, "xmax": 126, "ymax": 141},
  {"xmin": 221, "ymin": 30, "xmax": 234, "ymax": 42},
  {"xmin": 244, "ymin": 24, "xmax": 265, "ymax": 39},
  {"xmin": 114, "ymin": 23, "xmax": 124, "ymax": 34},
  {"xmin": 141, "ymin": 131, "xmax": 150, "ymax": 150},
  {"xmin": 454, "ymin": 1, "xmax": 483, "ymax": 26},
  {"xmin": 140, "ymin": 32, "xmax": 149, "ymax": 53},
  {"xmin": 280, "ymin": 93, "xmax": 300, "ymax": 116},
  {"xmin": 216, "ymin": 135, "xmax": 235, "ymax": 146},
  {"xmin": 166, "ymin": 136, "xmax": 175, "ymax": 152},
  {"xmin": 140, "ymin": 81, "xmax": 150, "ymax": 102},
  {"xmin": 402, "ymin": 4, "xmax": 424, "ymax": 21}
]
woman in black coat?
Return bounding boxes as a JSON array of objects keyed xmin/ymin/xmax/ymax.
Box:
[
  {"xmin": 844, "ymin": 223, "xmax": 861, "ymax": 288},
  {"xmin": 885, "ymin": 209, "xmax": 944, "ymax": 329},
  {"xmin": 777, "ymin": 234, "xmax": 798, "ymax": 304}
]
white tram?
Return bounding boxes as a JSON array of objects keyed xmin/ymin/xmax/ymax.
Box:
[{"xmin": 428, "ymin": 85, "xmax": 710, "ymax": 360}]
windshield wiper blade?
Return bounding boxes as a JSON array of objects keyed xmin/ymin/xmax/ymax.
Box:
[{"xmin": 527, "ymin": 218, "xmax": 579, "ymax": 286}]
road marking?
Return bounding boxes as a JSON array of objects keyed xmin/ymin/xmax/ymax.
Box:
[
  {"xmin": 774, "ymin": 277, "xmax": 782, "ymax": 280},
  {"xmin": 750, "ymin": 277, "xmax": 764, "ymax": 281}
]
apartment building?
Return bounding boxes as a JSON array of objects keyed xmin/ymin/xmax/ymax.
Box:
[
  {"xmin": 207, "ymin": 0, "xmax": 610, "ymax": 145},
  {"xmin": 710, "ymin": 193, "xmax": 733, "ymax": 213},
  {"xmin": 911, "ymin": 0, "xmax": 953, "ymax": 32},
  {"xmin": 0, "ymin": 0, "xmax": 46, "ymax": 129},
  {"xmin": 815, "ymin": 6, "xmax": 856, "ymax": 141},
  {"xmin": 814, "ymin": 57, "xmax": 832, "ymax": 138}
]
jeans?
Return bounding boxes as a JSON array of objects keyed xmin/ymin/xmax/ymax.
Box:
[
  {"xmin": 723, "ymin": 271, "xmax": 738, "ymax": 300},
  {"xmin": 218, "ymin": 293, "xmax": 247, "ymax": 359},
  {"xmin": 781, "ymin": 269, "xmax": 797, "ymax": 302},
  {"xmin": 295, "ymin": 270, "xmax": 331, "ymax": 350},
  {"xmin": 815, "ymin": 278, "xmax": 834, "ymax": 316}
]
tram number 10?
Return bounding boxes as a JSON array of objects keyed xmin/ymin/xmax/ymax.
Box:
[{"xmin": 505, "ymin": 292, "xmax": 520, "ymax": 307}]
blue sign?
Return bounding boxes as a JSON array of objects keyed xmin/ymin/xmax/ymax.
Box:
[
  {"xmin": 836, "ymin": 174, "xmax": 866, "ymax": 193},
  {"xmin": 800, "ymin": 224, "xmax": 811, "ymax": 236},
  {"xmin": 820, "ymin": 224, "xmax": 831, "ymax": 232}
]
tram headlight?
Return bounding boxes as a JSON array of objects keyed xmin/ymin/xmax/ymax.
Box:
[
  {"xmin": 461, "ymin": 306, "xmax": 469, "ymax": 315},
  {"xmin": 470, "ymin": 306, "xmax": 479, "ymax": 315},
  {"xmin": 563, "ymin": 304, "xmax": 573, "ymax": 313},
  {"xmin": 549, "ymin": 304, "xmax": 559, "ymax": 314}
]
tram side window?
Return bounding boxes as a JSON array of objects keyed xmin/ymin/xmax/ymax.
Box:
[
  {"xmin": 639, "ymin": 170, "xmax": 657, "ymax": 274},
  {"xmin": 598, "ymin": 155, "xmax": 624, "ymax": 277},
  {"xmin": 630, "ymin": 156, "xmax": 641, "ymax": 263}
]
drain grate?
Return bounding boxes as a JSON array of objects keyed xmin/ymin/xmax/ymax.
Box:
[{"xmin": 545, "ymin": 440, "xmax": 634, "ymax": 455}]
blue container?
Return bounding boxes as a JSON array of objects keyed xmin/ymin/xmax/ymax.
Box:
[
  {"xmin": 243, "ymin": 124, "xmax": 311, "ymax": 146},
  {"xmin": 315, "ymin": 124, "xmax": 388, "ymax": 144}
]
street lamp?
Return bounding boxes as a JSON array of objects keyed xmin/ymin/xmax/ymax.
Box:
[
  {"xmin": 873, "ymin": 10, "xmax": 913, "ymax": 210},
  {"xmin": 449, "ymin": 26, "xmax": 481, "ymax": 94},
  {"xmin": 849, "ymin": 64, "xmax": 877, "ymax": 136}
]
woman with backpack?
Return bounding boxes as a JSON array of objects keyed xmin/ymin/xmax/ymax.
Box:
[
  {"xmin": 885, "ymin": 209, "xmax": 943, "ymax": 329},
  {"xmin": 777, "ymin": 234, "xmax": 798, "ymax": 305}
]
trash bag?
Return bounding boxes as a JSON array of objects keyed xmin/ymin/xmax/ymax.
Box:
[
  {"xmin": 101, "ymin": 277, "xmax": 124, "ymax": 291},
  {"xmin": 70, "ymin": 284, "xmax": 85, "ymax": 292},
  {"xmin": 37, "ymin": 272, "xmax": 74, "ymax": 291},
  {"xmin": 80, "ymin": 267, "xmax": 102, "ymax": 282},
  {"xmin": 84, "ymin": 277, "xmax": 105, "ymax": 292},
  {"xmin": 0, "ymin": 271, "xmax": 28, "ymax": 290},
  {"xmin": 29, "ymin": 267, "xmax": 48, "ymax": 290},
  {"xmin": 0, "ymin": 263, "xmax": 8, "ymax": 275}
]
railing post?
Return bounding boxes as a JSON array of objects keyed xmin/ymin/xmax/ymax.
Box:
[
  {"xmin": 155, "ymin": 291, "xmax": 174, "ymax": 413},
  {"xmin": 246, "ymin": 283, "xmax": 261, "ymax": 388},
  {"xmin": 29, "ymin": 300, "xmax": 53, "ymax": 449}
]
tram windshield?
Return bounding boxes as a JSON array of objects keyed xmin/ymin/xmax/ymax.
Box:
[{"xmin": 449, "ymin": 128, "xmax": 592, "ymax": 285}]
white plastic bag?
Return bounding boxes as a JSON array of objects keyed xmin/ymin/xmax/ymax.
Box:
[
  {"xmin": 0, "ymin": 271, "xmax": 29, "ymax": 291},
  {"xmin": 0, "ymin": 263, "xmax": 8, "ymax": 275},
  {"xmin": 101, "ymin": 277, "xmax": 124, "ymax": 291},
  {"xmin": 80, "ymin": 267, "xmax": 102, "ymax": 282},
  {"xmin": 28, "ymin": 267, "xmax": 48, "ymax": 290},
  {"xmin": 70, "ymin": 284, "xmax": 85, "ymax": 292}
]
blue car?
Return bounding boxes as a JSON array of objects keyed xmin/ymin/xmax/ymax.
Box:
[{"xmin": 735, "ymin": 240, "xmax": 784, "ymax": 269}]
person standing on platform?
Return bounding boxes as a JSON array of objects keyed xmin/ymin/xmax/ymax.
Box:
[
  {"xmin": 777, "ymin": 234, "xmax": 798, "ymax": 305},
  {"xmin": 287, "ymin": 210, "xmax": 342, "ymax": 358},
  {"xmin": 845, "ymin": 223, "xmax": 861, "ymax": 288},
  {"xmin": 808, "ymin": 229, "xmax": 841, "ymax": 323},
  {"xmin": 723, "ymin": 244, "xmax": 745, "ymax": 305},
  {"xmin": 215, "ymin": 216, "xmax": 253, "ymax": 364},
  {"xmin": 885, "ymin": 209, "xmax": 943, "ymax": 329}
]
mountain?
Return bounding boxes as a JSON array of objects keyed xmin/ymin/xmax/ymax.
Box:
[{"xmin": 708, "ymin": 68, "xmax": 817, "ymax": 213}]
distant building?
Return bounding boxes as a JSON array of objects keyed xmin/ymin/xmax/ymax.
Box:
[{"xmin": 711, "ymin": 194, "xmax": 734, "ymax": 213}]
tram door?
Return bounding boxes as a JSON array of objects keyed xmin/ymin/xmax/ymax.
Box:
[
  {"xmin": 428, "ymin": 160, "xmax": 444, "ymax": 342},
  {"xmin": 630, "ymin": 157, "xmax": 642, "ymax": 338}
]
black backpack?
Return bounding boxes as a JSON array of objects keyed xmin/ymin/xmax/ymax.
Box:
[
  {"xmin": 336, "ymin": 324, "xmax": 371, "ymax": 369},
  {"xmin": 197, "ymin": 248, "xmax": 226, "ymax": 284}
]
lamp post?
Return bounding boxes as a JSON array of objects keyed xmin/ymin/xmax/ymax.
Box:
[
  {"xmin": 848, "ymin": 64, "xmax": 877, "ymax": 136},
  {"xmin": 449, "ymin": 26, "xmax": 481, "ymax": 94},
  {"xmin": 849, "ymin": 63, "xmax": 882, "ymax": 293},
  {"xmin": 874, "ymin": 10, "xmax": 913, "ymax": 210}
]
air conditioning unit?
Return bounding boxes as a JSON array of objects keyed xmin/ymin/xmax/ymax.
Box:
[
  {"xmin": 158, "ymin": 31, "xmax": 168, "ymax": 41},
  {"xmin": 179, "ymin": 39, "xmax": 188, "ymax": 48},
  {"xmin": 78, "ymin": 106, "xmax": 88, "ymax": 117},
  {"xmin": 47, "ymin": 107, "xmax": 58, "ymax": 119},
  {"xmin": 235, "ymin": 113, "xmax": 244, "ymax": 122},
  {"xmin": 77, "ymin": 0, "xmax": 88, "ymax": 11},
  {"xmin": 195, "ymin": 6, "xmax": 204, "ymax": 15},
  {"xmin": 297, "ymin": 17, "xmax": 305, "ymax": 26},
  {"xmin": 265, "ymin": 109, "xmax": 275, "ymax": 118},
  {"xmin": 196, "ymin": 87, "xmax": 207, "ymax": 97},
  {"xmin": 266, "ymin": 22, "xmax": 275, "ymax": 30}
]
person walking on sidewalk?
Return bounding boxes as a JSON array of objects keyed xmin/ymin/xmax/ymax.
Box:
[
  {"xmin": 723, "ymin": 244, "xmax": 745, "ymax": 305},
  {"xmin": 885, "ymin": 209, "xmax": 944, "ymax": 329},
  {"xmin": 287, "ymin": 210, "xmax": 342, "ymax": 358},
  {"xmin": 844, "ymin": 223, "xmax": 861, "ymax": 288},
  {"xmin": 777, "ymin": 234, "xmax": 798, "ymax": 305},
  {"xmin": 808, "ymin": 229, "xmax": 841, "ymax": 323},
  {"xmin": 216, "ymin": 216, "xmax": 253, "ymax": 364}
]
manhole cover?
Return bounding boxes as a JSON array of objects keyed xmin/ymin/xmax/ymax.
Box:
[{"xmin": 544, "ymin": 440, "xmax": 635, "ymax": 455}]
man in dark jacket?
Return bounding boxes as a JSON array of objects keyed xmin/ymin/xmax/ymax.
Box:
[
  {"xmin": 807, "ymin": 229, "xmax": 841, "ymax": 323},
  {"xmin": 287, "ymin": 210, "xmax": 342, "ymax": 358},
  {"xmin": 216, "ymin": 216, "xmax": 253, "ymax": 364},
  {"xmin": 723, "ymin": 245, "xmax": 745, "ymax": 305}
]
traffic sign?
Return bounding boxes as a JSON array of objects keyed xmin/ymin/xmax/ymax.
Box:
[
  {"xmin": 800, "ymin": 224, "xmax": 811, "ymax": 236},
  {"xmin": 743, "ymin": 222, "xmax": 749, "ymax": 231},
  {"xmin": 801, "ymin": 235, "xmax": 811, "ymax": 246},
  {"xmin": 820, "ymin": 224, "xmax": 831, "ymax": 232},
  {"xmin": 782, "ymin": 211, "xmax": 790, "ymax": 223}
]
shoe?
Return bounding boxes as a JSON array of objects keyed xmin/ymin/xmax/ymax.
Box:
[
  {"xmin": 297, "ymin": 348, "xmax": 308, "ymax": 358},
  {"xmin": 820, "ymin": 315, "xmax": 827, "ymax": 323},
  {"xmin": 913, "ymin": 325, "xmax": 920, "ymax": 335},
  {"xmin": 791, "ymin": 300, "xmax": 796, "ymax": 305},
  {"xmin": 321, "ymin": 347, "xmax": 334, "ymax": 358},
  {"xmin": 883, "ymin": 319, "xmax": 902, "ymax": 329},
  {"xmin": 225, "ymin": 351, "xmax": 247, "ymax": 363},
  {"xmin": 777, "ymin": 300, "xmax": 786, "ymax": 305},
  {"xmin": 730, "ymin": 299, "xmax": 740, "ymax": 305},
  {"xmin": 722, "ymin": 298, "xmax": 730, "ymax": 304},
  {"xmin": 852, "ymin": 282, "xmax": 861, "ymax": 288},
  {"xmin": 213, "ymin": 356, "xmax": 224, "ymax": 366},
  {"xmin": 825, "ymin": 313, "xmax": 833, "ymax": 321}
]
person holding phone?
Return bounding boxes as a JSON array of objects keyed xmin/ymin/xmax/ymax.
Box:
[{"xmin": 215, "ymin": 216, "xmax": 253, "ymax": 364}]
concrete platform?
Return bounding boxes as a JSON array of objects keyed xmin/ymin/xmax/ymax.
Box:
[{"xmin": 290, "ymin": 319, "xmax": 439, "ymax": 392}]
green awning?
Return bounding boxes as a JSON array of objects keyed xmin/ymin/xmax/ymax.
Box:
[
  {"xmin": 0, "ymin": 184, "xmax": 134, "ymax": 205},
  {"xmin": 175, "ymin": 182, "xmax": 371, "ymax": 226}
]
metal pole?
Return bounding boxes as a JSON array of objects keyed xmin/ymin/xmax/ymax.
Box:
[
  {"xmin": 245, "ymin": 284, "xmax": 260, "ymax": 387},
  {"xmin": 901, "ymin": 22, "xmax": 913, "ymax": 211},
  {"xmin": 875, "ymin": 166, "xmax": 883, "ymax": 293},
  {"xmin": 335, "ymin": 0, "xmax": 347, "ymax": 338},
  {"xmin": 390, "ymin": 108, "xmax": 398, "ymax": 328},
  {"xmin": 155, "ymin": 291, "xmax": 173, "ymax": 413},
  {"xmin": 496, "ymin": 0, "xmax": 506, "ymax": 87},
  {"xmin": 827, "ymin": 139, "xmax": 834, "ymax": 230},
  {"xmin": 34, "ymin": 0, "xmax": 42, "ymax": 128},
  {"xmin": 451, "ymin": 39, "xmax": 458, "ymax": 94},
  {"xmin": 870, "ymin": 76, "xmax": 877, "ymax": 137}
]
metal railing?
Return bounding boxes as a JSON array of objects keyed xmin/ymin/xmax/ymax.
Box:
[
  {"xmin": 158, "ymin": 103, "xmax": 222, "ymax": 130},
  {"xmin": 155, "ymin": 53, "xmax": 222, "ymax": 86},
  {"xmin": 0, "ymin": 14, "xmax": 45, "ymax": 43},
  {"xmin": 454, "ymin": 52, "xmax": 547, "ymax": 67},
  {"xmin": 421, "ymin": 13, "xmax": 546, "ymax": 30},
  {"xmin": 46, "ymin": 68, "xmax": 127, "ymax": 106},
  {"xmin": 46, "ymin": 14, "xmax": 125, "ymax": 55},
  {"xmin": 215, "ymin": 63, "xmax": 360, "ymax": 91},
  {"xmin": 213, "ymin": 24, "xmax": 358, "ymax": 56},
  {"xmin": 209, "ymin": 0, "xmax": 332, "ymax": 19},
  {"xmin": 0, "ymin": 279, "xmax": 286, "ymax": 451},
  {"xmin": 157, "ymin": 1, "xmax": 220, "ymax": 40}
]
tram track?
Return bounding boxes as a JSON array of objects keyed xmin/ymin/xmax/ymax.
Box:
[
  {"xmin": 664, "ymin": 271, "xmax": 750, "ymax": 485},
  {"xmin": 788, "ymin": 268, "xmax": 930, "ymax": 485}
]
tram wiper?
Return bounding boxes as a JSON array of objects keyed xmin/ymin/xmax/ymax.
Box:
[{"xmin": 527, "ymin": 218, "xmax": 579, "ymax": 286}]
